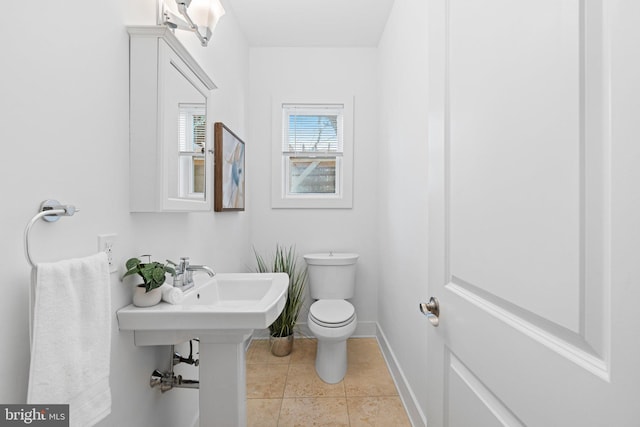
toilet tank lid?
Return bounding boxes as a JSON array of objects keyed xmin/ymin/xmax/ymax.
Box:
[{"xmin": 304, "ymin": 253, "xmax": 359, "ymax": 265}]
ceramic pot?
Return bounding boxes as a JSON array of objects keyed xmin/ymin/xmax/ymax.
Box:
[
  {"xmin": 133, "ymin": 284, "xmax": 162, "ymax": 307},
  {"xmin": 269, "ymin": 334, "xmax": 294, "ymax": 357}
]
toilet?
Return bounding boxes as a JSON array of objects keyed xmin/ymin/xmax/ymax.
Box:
[{"xmin": 304, "ymin": 252, "xmax": 359, "ymax": 384}]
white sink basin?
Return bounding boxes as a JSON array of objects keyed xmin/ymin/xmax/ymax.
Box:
[
  {"xmin": 183, "ymin": 273, "xmax": 279, "ymax": 306},
  {"xmin": 117, "ymin": 272, "xmax": 289, "ymax": 344}
]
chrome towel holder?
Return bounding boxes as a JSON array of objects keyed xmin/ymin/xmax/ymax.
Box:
[{"xmin": 24, "ymin": 199, "xmax": 79, "ymax": 268}]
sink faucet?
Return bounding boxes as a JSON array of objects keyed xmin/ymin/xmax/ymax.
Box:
[{"xmin": 169, "ymin": 257, "xmax": 215, "ymax": 291}]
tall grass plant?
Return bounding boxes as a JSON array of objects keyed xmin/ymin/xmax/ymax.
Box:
[{"xmin": 254, "ymin": 245, "xmax": 307, "ymax": 338}]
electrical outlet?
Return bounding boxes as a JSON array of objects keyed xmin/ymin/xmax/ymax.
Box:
[{"xmin": 98, "ymin": 233, "xmax": 118, "ymax": 273}]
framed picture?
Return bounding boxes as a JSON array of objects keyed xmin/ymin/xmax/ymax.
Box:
[{"xmin": 214, "ymin": 122, "xmax": 245, "ymax": 211}]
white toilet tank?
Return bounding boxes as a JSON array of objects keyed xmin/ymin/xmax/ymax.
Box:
[{"xmin": 304, "ymin": 253, "xmax": 359, "ymax": 300}]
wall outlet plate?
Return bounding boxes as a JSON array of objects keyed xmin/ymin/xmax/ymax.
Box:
[{"xmin": 98, "ymin": 233, "xmax": 118, "ymax": 273}]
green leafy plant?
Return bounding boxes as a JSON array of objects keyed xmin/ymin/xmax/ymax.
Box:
[
  {"xmin": 254, "ymin": 245, "xmax": 307, "ymax": 338},
  {"xmin": 123, "ymin": 256, "xmax": 175, "ymax": 293}
]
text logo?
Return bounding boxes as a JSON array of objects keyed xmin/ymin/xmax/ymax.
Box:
[{"xmin": 0, "ymin": 405, "xmax": 68, "ymax": 426}]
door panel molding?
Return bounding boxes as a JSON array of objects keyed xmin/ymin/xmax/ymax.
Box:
[
  {"xmin": 446, "ymin": 280, "xmax": 609, "ymax": 380},
  {"xmin": 446, "ymin": 351, "xmax": 525, "ymax": 427},
  {"xmin": 443, "ymin": 0, "xmax": 609, "ymax": 373}
]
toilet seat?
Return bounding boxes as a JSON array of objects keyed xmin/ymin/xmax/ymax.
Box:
[{"xmin": 309, "ymin": 300, "xmax": 356, "ymax": 328}]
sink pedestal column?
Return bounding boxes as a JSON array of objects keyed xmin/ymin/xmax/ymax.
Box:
[{"xmin": 198, "ymin": 330, "xmax": 253, "ymax": 427}]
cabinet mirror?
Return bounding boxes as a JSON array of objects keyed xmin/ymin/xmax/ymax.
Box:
[{"xmin": 129, "ymin": 26, "xmax": 216, "ymax": 212}]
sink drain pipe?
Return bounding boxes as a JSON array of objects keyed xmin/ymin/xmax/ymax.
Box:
[{"xmin": 150, "ymin": 341, "xmax": 200, "ymax": 392}]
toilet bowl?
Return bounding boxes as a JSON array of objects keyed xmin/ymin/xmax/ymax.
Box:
[
  {"xmin": 304, "ymin": 253, "xmax": 359, "ymax": 384},
  {"xmin": 308, "ymin": 299, "xmax": 357, "ymax": 383}
]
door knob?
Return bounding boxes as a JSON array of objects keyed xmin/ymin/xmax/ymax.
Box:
[{"xmin": 419, "ymin": 297, "xmax": 440, "ymax": 327}]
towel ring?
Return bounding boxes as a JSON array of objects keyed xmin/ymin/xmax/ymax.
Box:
[{"xmin": 24, "ymin": 199, "xmax": 79, "ymax": 268}]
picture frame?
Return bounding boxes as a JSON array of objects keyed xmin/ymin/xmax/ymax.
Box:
[{"xmin": 214, "ymin": 122, "xmax": 245, "ymax": 212}]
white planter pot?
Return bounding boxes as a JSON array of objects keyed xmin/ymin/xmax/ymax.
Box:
[{"xmin": 133, "ymin": 285, "xmax": 162, "ymax": 307}]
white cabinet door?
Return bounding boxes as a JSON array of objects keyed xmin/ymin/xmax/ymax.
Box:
[
  {"xmin": 128, "ymin": 26, "xmax": 215, "ymax": 212},
  {"xmin": 425, "ymin": 1, "xmax": 640, "ymax": 425}
]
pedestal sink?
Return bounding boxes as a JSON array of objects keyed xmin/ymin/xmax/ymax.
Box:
[{"xmin": 117, "ymin": 273, "xmax": 289, "ymax": 426}]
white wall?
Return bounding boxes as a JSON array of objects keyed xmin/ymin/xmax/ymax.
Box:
[
  {"xmin": 0, "ymin": 1, "xmax": 249, "ymax": 425},
  {"xmin": 378, "ymin": 0, "xmax": 430, "ymax": 424},
  {"xmin": 248, "ymin": 48, "xmax": 379, "ymax": 330}
]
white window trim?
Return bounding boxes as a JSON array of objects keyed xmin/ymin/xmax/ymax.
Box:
[{"xmin": 271, "ymin": 96, "xmax": 354, "ymax": 209}]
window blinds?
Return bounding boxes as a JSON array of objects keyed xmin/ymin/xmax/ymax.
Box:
[
  {"xmin": 283, "ymin": 104, "xmax": 344, "ymax": 154},
  {"xmin": 179, "ymin": 104, "xmax": 206, "ymax": 152}
]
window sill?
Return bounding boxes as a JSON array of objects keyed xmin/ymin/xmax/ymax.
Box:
[{"xmin": 271, "ymin": 195, "xmax": 352, "ymax": 209}]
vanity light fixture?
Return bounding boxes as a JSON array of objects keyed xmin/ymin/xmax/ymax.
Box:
[{"xmin": 160, "ymin": 0, "xmax": 225, "ymax": 47}]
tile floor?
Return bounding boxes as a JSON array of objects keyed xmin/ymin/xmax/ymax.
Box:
[{"xmin": 246, "ymin": 337, "xmax": 412, "ymax": 426}]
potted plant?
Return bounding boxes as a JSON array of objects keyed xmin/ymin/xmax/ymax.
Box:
[
  {"xmin": 124, "ymin": 255, "xmax": 175, "ymax": 307},
  {"xmin": 254, "ymin": 245, "xmax": 307, "ymax": 356}
]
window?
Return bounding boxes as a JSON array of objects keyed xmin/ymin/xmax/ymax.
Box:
[
  {"xmin": 284, "ymin": 104, "xmax": 343, "ymax": 195},
  {"xmin": 272, "ymin": 98, "xmax": 354, "ymax": 208}
]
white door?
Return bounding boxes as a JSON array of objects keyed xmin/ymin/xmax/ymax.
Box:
[{"xmin": 425, "ymin": 1, "xmax": 640, "ymax": 425}]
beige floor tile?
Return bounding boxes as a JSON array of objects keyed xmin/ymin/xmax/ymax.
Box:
[
  {"xmin": 283, "ymin": 363, "xmax": 345, "ymax": 398},
  {"xmin": 347, "ymin": 396, "xmax": 412, "ymax": 427},
  {"xmin": 247, "ymin": 399, "xmax": 282, "ymax": 427},
  {"xmin": 278, "ymin": 398, "xmax": 349, "ymax": 427},
  {"xmin": 246, "ymin": 363, "xmax": 289, "ymax": 398},
  {"xmin": 245, "ymin": 338, "xmax": 410, "ymax": 425},
  {"xmin": 289, "ymin": 338, "xmax": 317, "ymax": 364},
  {"xmin": 344, "ymin": 362, "xmax": 398, "ymax": 397},
  {"xmin": 347, "ymin": 338, "xmax": 386, "ymax": 365},
  {"xmin": 247, "ymin": 340, "xmax": 271, "ymax": 364},
  {"xmin": 247, "ymin": 339, "xmax": 292, "ymax": 365}
]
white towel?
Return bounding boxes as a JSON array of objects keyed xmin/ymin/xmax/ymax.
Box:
[
  {"xmin": 28, "ymin": 252, "xmax": 111, "ymax": 427},
  {"xmin": 160, "ymin": 283, "xmax": 184, "ymax": 304}
]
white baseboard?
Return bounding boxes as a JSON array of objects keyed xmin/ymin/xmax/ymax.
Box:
[{"xmin": 376, "ymin": 324, "xmax": 427, "ymax": 427}]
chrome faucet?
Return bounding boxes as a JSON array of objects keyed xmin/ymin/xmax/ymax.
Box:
[{"xmin": 169, "ymin": 257, "xmax": 215, "ymax": 291}]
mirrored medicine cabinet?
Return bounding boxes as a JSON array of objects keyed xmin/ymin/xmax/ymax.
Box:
[{"xmin": 128, "ymin": 26, "xmax": 216, "ymax": 212}]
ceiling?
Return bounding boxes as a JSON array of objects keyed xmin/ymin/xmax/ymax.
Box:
[{"xmin": 225, "ymin": 0, "xmax": 396, "ymax": 47}]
